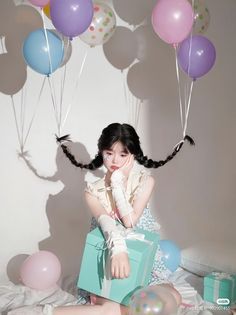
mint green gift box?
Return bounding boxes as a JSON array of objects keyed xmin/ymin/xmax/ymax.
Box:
[
  {"xmin": 77, "ymin": 226, "xmax": 159, "ymax": 306},
  {"xmin": 204, "ymin": 272, "xmax": 236, "ymax": 306}
]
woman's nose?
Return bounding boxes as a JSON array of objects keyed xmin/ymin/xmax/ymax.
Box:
[{"xmin": 112, "ymin": 154, "xmax": 120, "ymax": 164}]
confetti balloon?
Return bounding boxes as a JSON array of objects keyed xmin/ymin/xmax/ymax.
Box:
[
  {"xmin": 79, "ymin": 2, "xmax": 116, "ymax": 47},
  {"xmin": 129, "ymin": 285, "xmax": 178, "ymax": 315},
  {"xmin": 191, "ymin": 0, "xmax": 210, "ymax": 34}
]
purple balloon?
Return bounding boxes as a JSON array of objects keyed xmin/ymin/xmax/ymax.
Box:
[
  {"xmin": 177, "ymin": 35, "xmax": 216, "ymax": 80},
  {"xmin": 50, "ymin": 0, "xmax": 94, "ymax": 39}
]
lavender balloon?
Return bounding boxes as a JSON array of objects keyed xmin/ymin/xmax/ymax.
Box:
[
  {"xmin": 177, "ymin": 35, "xmax": 216, "ymax": 80},
  {"xmin": 50, "ymin": 0, "xmax": 94, "ymax": 39}
]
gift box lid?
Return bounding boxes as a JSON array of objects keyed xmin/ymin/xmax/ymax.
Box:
[
  {"xmin": 86, "ymin": 226, "xmax": 159, "ymax": 262},
  {"xmin": 204, "ymin": 272, "xmax": 236, "ymax": 291}
]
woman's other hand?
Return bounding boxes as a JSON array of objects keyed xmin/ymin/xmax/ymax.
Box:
[{"xmin": 111, "ymin": 252, "xmax": 130, "ymax": 279}]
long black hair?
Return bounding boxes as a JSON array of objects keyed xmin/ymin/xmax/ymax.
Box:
[{"xmin": 56, "ymin": 123, "xmax": 194, "ymax": 170}]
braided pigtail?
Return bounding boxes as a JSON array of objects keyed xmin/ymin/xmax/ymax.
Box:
[
  {"xmin": 56, "ymin": 134, "xmax": 103, "ymax": 170},
  {"xmin": 56, "ymin": 125, "xmax": 195, "ymax": 171},
  {"xmin": 136, "ymin": 135, "xmax": 195, "ymax": 169}
]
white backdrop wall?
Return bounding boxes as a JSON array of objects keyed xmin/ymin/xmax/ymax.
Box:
[{"xmin": 0, "ymin": 0, "xmax": 235, "ymax": 285}]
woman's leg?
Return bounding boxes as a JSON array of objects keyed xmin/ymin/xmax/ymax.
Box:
[
  {"xmin": 53, "ymin": 304, "xmax": 105, "ymax": 315},
  {"xmin": 158, "ymin": 283, "xmax": 182, "ymax": 306},
  {"xmin": 53, "ymin": 298, "xmax": 129, "ymax": 315},
  {"xmin": 53, "ymin": 284, "xmax": 181, "ymax": 315}
]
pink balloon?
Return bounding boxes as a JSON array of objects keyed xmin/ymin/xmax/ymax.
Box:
[
  {"xmin": 20, "ymin": 251, "xmax": 61, "ymax": 290},
  {"xmin": 29, "ymin": 0, "xmax": 49, "ymax": 8},
  {"xmin": 152, "ymin": 0, "xmax": 194, "ymax": 45}
]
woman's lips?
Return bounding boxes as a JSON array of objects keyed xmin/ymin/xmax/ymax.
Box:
[{"xmin": 111, "ymin": 166, "xmax": 119, "ymax": 170}]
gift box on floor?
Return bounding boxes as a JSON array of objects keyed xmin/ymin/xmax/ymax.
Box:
[
  {"xmin": 204, "ymin": 272, "xmax": 236, "ymax": 306},
  {"xmin": 77, "ymin": 226, "xmax": 159, "ymax": 306}
]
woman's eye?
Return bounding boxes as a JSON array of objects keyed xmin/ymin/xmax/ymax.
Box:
[{"xmin": 121, "ymin": 154, "xmax": 128, "ymax": 157}]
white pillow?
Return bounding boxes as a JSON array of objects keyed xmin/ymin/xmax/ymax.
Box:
[{"xmin": 180, "ymin": 242, "xmax": 236, "ymax": 276}]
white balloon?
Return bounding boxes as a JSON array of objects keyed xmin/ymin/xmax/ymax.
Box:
[{"xmin": 50, "ymin": 29, "xmax": 72, "ymax": 66}]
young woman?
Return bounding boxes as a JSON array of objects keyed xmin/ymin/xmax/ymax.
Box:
[{"xmin": 45, "ymin": 123, "xmax": 193, "ymax": 315}]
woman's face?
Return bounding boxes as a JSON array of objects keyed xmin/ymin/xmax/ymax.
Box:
[{"xmin": 102, "ymin": 141, "xmax": 131, "ymax": 172}]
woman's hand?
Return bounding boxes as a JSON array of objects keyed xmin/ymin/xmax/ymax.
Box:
[
  {"xmin": 119, "ymin": 154, "xmax": 134, "ymax": 179},
  {"xmin": 110, "ymin": 154, "xmax": 134, "ymax": 187},
  {"xmin": 111, "ymin": 252, "xmax": 130, "ymax": 279}
]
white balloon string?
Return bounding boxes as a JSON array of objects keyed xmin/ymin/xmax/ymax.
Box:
[
  {"xmin": 61, "ymin": 49, "xmax": 88, "ymax": 131},
  {"xmin": 41, "ymin": 9, "xmax": 53, "ymax": 76},
  {"xmin": 11, "ymin": 96, "xmax": 23, "ymax": 152},
  {"xmin": 70, "ymin": 48, "xmax": 87, "ymax": 102},
  {"xmin": 20, "ymin": 84, "xmax": 26, "ymax": 147},
  {"xmin": 184, "ymin": 82, "xmax": 188, "ymax": 115},
  {"xmin": 122, "ymin": 70, "xmax": 129, "ymax": 122},
  {"xmin": 135, "ymin": 99, "xmax": 141, "ymax": 129},
  {"xmin": 122, "ymin": 65, "xmax": 141, "ymax": 128},
  {"xmin": 131, "ymin": 93, "xmax": 135, "ymax": 127},
  {"xmin": 60, "ymin": 64, "xmax": 70, "ymax": 131},
  {"xmin": 175, "ymin": 46, "xmax": 184, "ymax": 134},
  {"xmin": 61, "ymin": 103, "xmax": 71, "ymax": 131},
  {"xmin": 135, "ymin": 98, "xmax": 138, "ymax": 128},
  {"xmin": 187, "ymin": 20, "xmax": 193, "ymax": 95},
  {"xmin": 23, "ymin": 76, "xmax": 46, "ymax": 147},
  {"xmin": 138, "ymin": 100, "xmax": 141, "ymax": 128},
  {"xmin": 49, "ymin": 71, "xmax": 60, "ymax": 133},
  {"xmin": 47, "ymin": 76, "xmax": 60, "ymax": 135},
  {"xmin": 129, "ymin": 88, "xmax": 133, "ymax": 126},
  {"xmin": 183, "ymin": 80, "xmax": 194, "ymax": 137},
  {"xmin": 71, "ymin": 49, "xmax": 88, "ymax": 104},
  {"xmin": 75, "ymin": 49, "xmax": 88, "ymax": 91},
  {"xmin": 132, "ymin": 94, "xmax": 135, "ymax": 127},
  {"xmin": 59, "ymin": 63, "xmax": 67, "ymax": 132},
  {"xmin": 51, "ymin": 76, "xmax": 58, "ymax": 115}
]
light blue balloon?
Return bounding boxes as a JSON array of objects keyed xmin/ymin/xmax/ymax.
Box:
[
  {"xmin": 23, "ymin": 28, "xmax": 64, "ymax": 76},
  {"xmin": 159, "ymin": 239, "xmax": 181, "ymax": 272}
]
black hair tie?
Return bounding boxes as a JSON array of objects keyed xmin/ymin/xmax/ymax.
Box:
[
  {"xmin": 55, "ymin": 134, "xmax": 71, "ymax": 144},
  {"xmin": 184, "ymin": 135, "xmax": 195, "ymax": 146}
]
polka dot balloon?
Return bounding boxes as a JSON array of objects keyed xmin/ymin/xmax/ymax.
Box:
[
  {"xmin": 129, "ymin": 285, "xmax": 179, "ymax": 315},
  {"xmin": 191, "ymin": 0, "xmax": 210, "ymax": 34},
  {"xmin": 79, "ymin": 2, "xmax": 116, "ymax": 47}
]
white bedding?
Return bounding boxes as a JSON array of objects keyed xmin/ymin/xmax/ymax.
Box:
[
  {"xmin": 0, "ymin": 283, "xmax": 78, "ymax": 315},
  {"xmin": 0, "ymin": 268, "xmax": 230, "ymax": 315}
]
